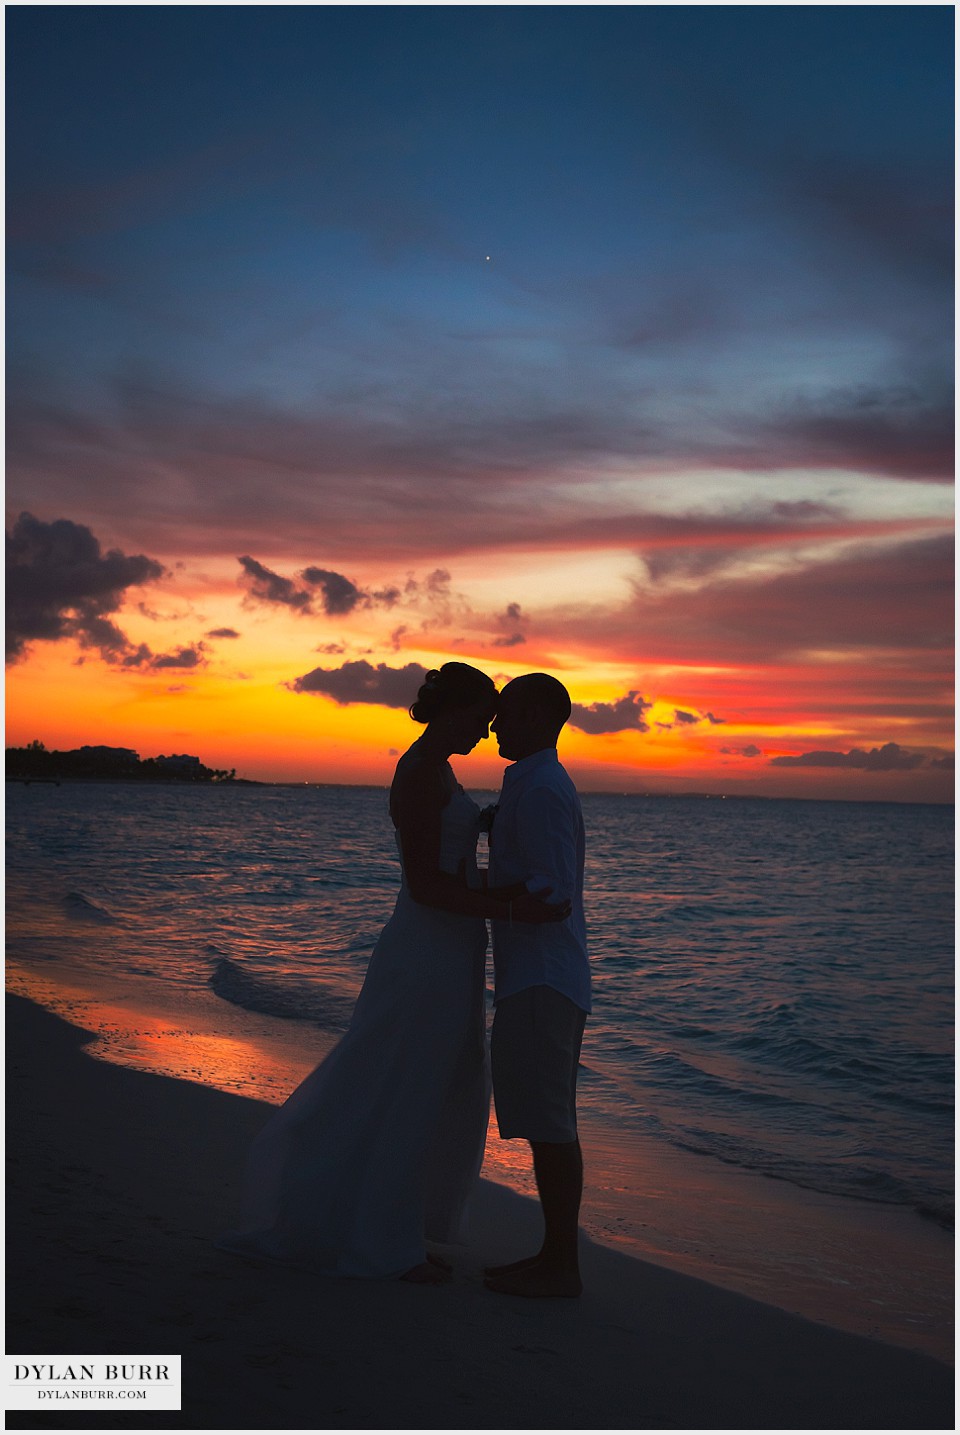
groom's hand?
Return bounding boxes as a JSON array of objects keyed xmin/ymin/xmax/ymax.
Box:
[{"xmin": 511, "ymin": 889, "xmax": 571, "ymax": 923}]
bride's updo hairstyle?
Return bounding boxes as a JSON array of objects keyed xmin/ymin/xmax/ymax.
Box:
[{"xmin": 410, "ymin": 662, "xmax": 497, "ymax": 724}]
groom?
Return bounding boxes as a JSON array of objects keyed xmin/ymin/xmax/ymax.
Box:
[{"xmin": 485, "ymin": 673, "xmax": 590, "ymax": 1298}]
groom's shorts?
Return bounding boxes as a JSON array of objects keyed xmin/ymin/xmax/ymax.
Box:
[{"xmin": 491, "ymin": 985, "xmax": 587, "ymax": 1144}]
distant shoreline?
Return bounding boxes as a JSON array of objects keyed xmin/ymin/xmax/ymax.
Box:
[
  {"xmin": 5, "ymin": 775, "xmax": 952, "ymax": 807},
  {"xmin": 5, "ymin": 775, "xmax": 265, "ymax": 787}
]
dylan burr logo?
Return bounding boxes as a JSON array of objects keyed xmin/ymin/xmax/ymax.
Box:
[{"xmin": 4, "ymin": 1356, "xmax": 181, "ymax": 1411}]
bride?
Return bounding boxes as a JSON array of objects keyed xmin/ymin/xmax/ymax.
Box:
[{"xmin": 219, "ymin": 662, "xmax": 568, "ymax": 1283}]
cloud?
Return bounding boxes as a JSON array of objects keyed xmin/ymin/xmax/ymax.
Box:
[
  {"xmin": 491, "ymin": 600, "xmax": 526, "ymax": 648},
  {"xmin": 206, "ymin": 627, "xmax": 240, "ymax": 639},
  {"xmin": 561, "ymin": 531, "xmax": 953, "ymax": 671},
  {"xmin": 930, "ymin": 753, "xmax": 954, "ymax": 770},
  {"xmin": 300, "ymin": 567, "xmax": 365, "ymax": 616},
  {"xmin": 721, "ymin": 745, "xmax": 762, "ymax": 758},
  {"xmin": 9, "ymin": 354, "xmax": 951, "ymax": 579},
  {"xmin": 288, "ymin": 659, "xmax": 426, "ymax": 708},
  {"xmin": 656, "ymin": 708, "xmax": 728, "ymax": 731},
  {"xmin": 6, "ymin": 511, "xmax": 165, "ymax": 663},
  {"xmin": 239, "ymin": 556, "xmax": 404, "ymax": 619},
  {"xmin": 238, "ymin": 555, "xmax": 314, "ymax": 612},
  {"xmin": 150, "ymin": 644, "xmax": 207, "ymax": 670},
  {"xmin": 569, "ymin": 691, "xmax": 652, "ymax": 735},
  {"xmin": 751, "ymin": 383, "xmax": 954, "ymax": 483},
  {"xmin": 770, "ymin": 742, "xmax": 926, "ymax": 771}
]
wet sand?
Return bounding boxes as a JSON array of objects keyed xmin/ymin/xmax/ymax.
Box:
[{"xmin": 5, "ymin": 993, "xmax": 953, "ymax": 1431}]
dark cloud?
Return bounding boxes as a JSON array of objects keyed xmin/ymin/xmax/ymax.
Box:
[
  {"xmin": 930, "ymin": 753, "xmax": 954, "ymax": 770},
  {"xmin": 8, "ymin": 368, "xmax": 951, "ymax": 574},
  {"xmin": 721, "ymin": 745, "xmax": 762, "ymax": 759},
  {"xmin": 288, "ymin": 659, "xmax": 425, "ymax": 708},
  {"xmin": 301, "ymin": 567, "xmax": 365, "ymax": 616},
  {"xmin": 240, "ymin": 556, "xmax": 403, "ymax": 618},
  {"xmin": 138, "ymin": 599, "xmax": 193, "ymax": 622},
  {"xmin": 751, "ymin": 384, "xmax": 954, "ymax": 483},
  {"xmin": 238, "ymin": 555, "xmax": 313, "ymax": 612},
  {"xmin": 6, "ymin": 511, "xmax": 165, "ymax": 663},
  {"xmin": 316, "ymin": 641, "xmax": 346, "ymax": 655},
  {"xmin": 770, "ymin": 742, "xmax": 925, "ymax": 771},
  {"xmin": 206, "ymin": 627, "xmax": 240, "ymax": 639},
  {"xmin": 570, "ymin": 691, "xmax": 652, "ymax": 735},
  {"xmin": 490, "ymin": 600, "xmax": 526, "ymax": 648},
  {"xmin": 784, "ymin": 151, "xmax": 952, "ymax": 286},
  {"xmin": 150, "ymin": 644, "xmax": 206, "ymax": 670},
  {"xmin": 657, "ymin": 708, "xmax": 726, "ymax": 732}
]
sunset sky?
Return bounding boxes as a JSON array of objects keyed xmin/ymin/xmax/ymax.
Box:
[{"xmin": 6, "ymin": 5, "xmax": 954, "ymax": 802}]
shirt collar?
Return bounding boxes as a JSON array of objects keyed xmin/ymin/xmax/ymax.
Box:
[{"xmin": 501, "ymin": 747, "xmax": 559, "ymax": 789}]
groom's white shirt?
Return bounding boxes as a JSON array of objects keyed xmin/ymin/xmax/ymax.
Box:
[{"xmin": 488, "ymin": 748, "xmax": 590, "ymax": 1013}]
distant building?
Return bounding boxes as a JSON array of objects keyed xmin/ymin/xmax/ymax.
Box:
[
  {"xmin": 74, "ymin": 746, "xmax": 140, "ymax": 767},
  {"xmin": 155, "ymin": 754, "xmax": 203, "ymax": 775}
]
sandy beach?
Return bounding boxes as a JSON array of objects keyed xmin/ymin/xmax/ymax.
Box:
[{"xmin": 5, "ymin": 993, "xmax": 953, "ymax": 1431}]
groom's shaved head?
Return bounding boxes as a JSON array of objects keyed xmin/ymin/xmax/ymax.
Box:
[
  {"xmin": 500, "ymin": 673, "xmax": 571, "ymax": 737},
  {"xmin": 506, "ymin": 673, "xmax": 571, "ymax": 722}
]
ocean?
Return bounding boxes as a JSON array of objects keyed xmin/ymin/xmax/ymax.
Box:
[{"xmin": 5, "ymin": 780, "xmax": 954, "ymax": 1361}]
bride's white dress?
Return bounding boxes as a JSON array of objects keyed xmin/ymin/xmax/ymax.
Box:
[{"xmin": 219, "ymin": 782, "xmax": 490, "ymax": 1278}]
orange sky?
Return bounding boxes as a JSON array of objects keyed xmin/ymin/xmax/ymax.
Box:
[{"xmin": 6, "ymin": 520, "xmax": 954, "ymax": 805}]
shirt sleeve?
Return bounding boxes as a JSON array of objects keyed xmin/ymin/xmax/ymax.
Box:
[{"xmin": 514, "ymin": 783, "xmax": 579, "ymax": 903}]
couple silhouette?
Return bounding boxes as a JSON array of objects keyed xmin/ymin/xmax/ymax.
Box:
[{"xmin": 219, "ymin": 663, "xmax": 589, "ymax": 1298}]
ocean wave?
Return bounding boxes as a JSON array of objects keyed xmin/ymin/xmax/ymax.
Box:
[
  {"xmin": 209, "ymin": 955, "xmax": 354, "ymax": 1032},
  {"xmin": 673, "ymin": 1131, "xmax": 955, "ymax": 1230},
  {"xmin": 63, "ymin": 891, "xmax": 117, "ymax": 924}
]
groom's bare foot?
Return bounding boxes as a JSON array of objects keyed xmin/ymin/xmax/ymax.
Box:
[
  {"xmin": 484, "ymin": 1263, "xmax": 582, "ymax": 1299},
  {"xmin": 401, "ymin": 1260, "xmax": 452, "ymax": 1284},
  {"xmin": 483, "ymin": 1253, "xmax": 542, "ymax": 1277}
]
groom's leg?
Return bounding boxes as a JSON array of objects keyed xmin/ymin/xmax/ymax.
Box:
[
  {"xmin": 486, "ymin": 986, "xmax": 586, "ymax": 1294},
  {"xmin": 530, "ymin": 1136, "xmax": 583, "ymax": 1274}
]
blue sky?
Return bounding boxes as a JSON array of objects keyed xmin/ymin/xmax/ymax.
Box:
[{"xmin": 9, "ymin": 5, "xmax": 951, "ymax": 454}]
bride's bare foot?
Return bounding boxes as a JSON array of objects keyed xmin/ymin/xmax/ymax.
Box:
[
  {"xmin": 483, "ymin": 1253, "xmax": 542, "ymax": 1277},
  {"xmin": 484, "ymin": 1263, "xmax": 582, "ymax": 1299},
  {"xmin": 401, "ymin": 1260, "xmax": 452, "ymax": 1285},
  {"xmin": 427, "ymin": 1253, "xmax": 453, "ymax": 1273}
]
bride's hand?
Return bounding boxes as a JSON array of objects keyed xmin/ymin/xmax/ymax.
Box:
[{"xmin": 509, "ymin": 890, "xmax": 571, "ymax": 924}]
